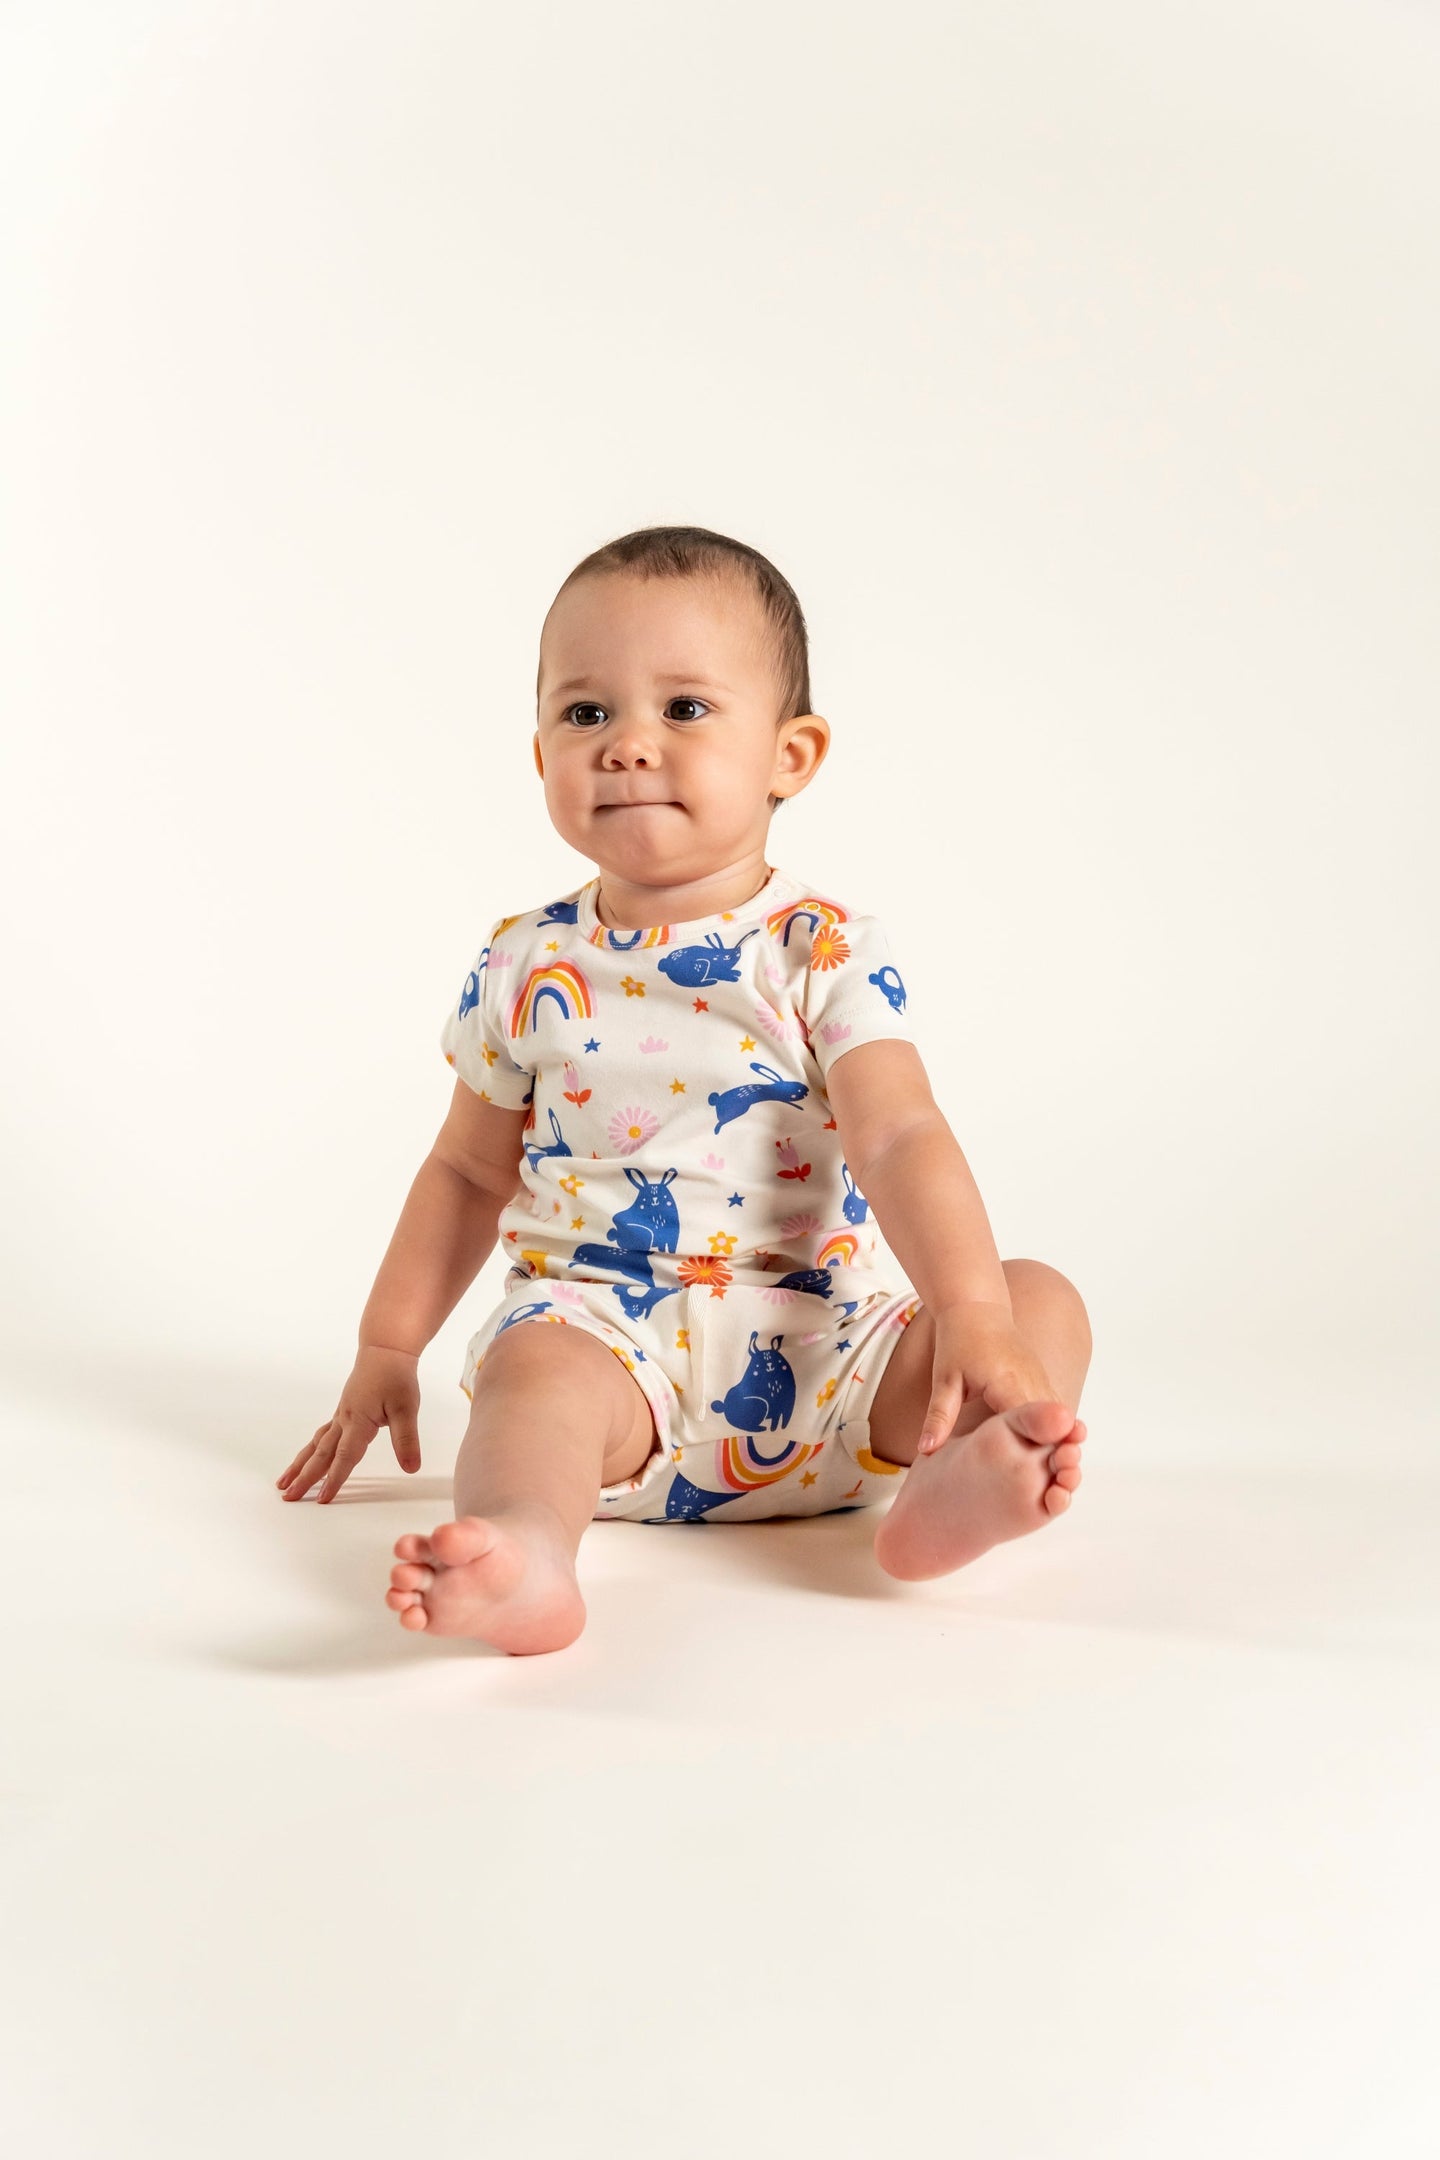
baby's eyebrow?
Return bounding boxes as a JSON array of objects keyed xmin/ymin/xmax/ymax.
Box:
[{"xmin": 546, "ymin": 673, "xmax": 732, "ymax": 698}]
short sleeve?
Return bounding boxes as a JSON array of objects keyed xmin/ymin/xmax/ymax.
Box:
[
  {"xmin": 439, "ymin": 918, "xmax": 535, "ymax": 1110},
  {"xmin": 801, "ymin": 911, "xmax": 917, "ymax": 1084}
]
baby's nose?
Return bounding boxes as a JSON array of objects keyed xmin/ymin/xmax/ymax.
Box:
[{"xmin": 607, "ymin": 738, "xmax": 660, "ymax": 763}]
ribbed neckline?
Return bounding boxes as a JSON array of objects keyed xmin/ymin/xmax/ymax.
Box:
[{"xmin": 575, "ymin": 863, "xmax": 793, "ymax": 942}]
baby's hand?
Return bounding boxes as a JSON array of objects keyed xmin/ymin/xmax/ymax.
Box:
[
  {"xmin": 916, "ymin": 1303, "xmax": 1068, "ymax": 1454},
  {"xmin": 277, "ymin": 1345, "xmax": 423, "ymax": 1503}
]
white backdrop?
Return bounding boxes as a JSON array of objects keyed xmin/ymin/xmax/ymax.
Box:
[
  {"xmin": 7, "ymin": 1, "xmax": 1435, "ymax": 1471},
  {"xmin": 5, "ymin": 9, "xmax": 1440, "ymax": 2159}
]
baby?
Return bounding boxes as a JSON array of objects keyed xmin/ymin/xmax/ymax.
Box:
[{"xmin": 277, "ymin": 525, "xmax": 1092, "ymax": 1654}]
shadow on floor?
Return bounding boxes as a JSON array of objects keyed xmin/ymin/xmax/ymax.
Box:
[{"xmin": 11, "ymin": 1336, "xmax": 1439, "ymax": 1679}]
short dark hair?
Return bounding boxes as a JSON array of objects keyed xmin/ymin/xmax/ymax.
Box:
[{"xmin": 539, "ymin": 526, "xmax": 813, "ymax": 811}]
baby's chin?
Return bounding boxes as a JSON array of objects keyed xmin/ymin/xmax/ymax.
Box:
[{"xmin": 588, "ymin": 802, "xmax": 692, "ymax": 857}]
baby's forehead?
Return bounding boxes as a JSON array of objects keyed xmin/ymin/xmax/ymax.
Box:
[{"xmin": 542, "ymin": 571, "xmax": 773, "ymax": 684}]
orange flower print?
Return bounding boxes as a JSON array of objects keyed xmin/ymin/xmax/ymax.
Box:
[
  {"xmin": 677, "ymin": 1253, "xmax": 734, "ymax": 1295},
  {"xmin": 562, "ymin": 1060, "xmax": 591, "ymax": 1108},
  {"xmin": 775, "ymin": 1137, "xmax": 811, "ymax": 1182},
  {"xmin": 608, "ymin": 1105, "xmax": 659, "ymax": 1154},
  {"xmin": 810, "ymin": 925, "xmax": 851, "ymax": 973}
]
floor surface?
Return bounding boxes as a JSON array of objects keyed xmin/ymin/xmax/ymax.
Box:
[{"xmin": 6, "ymin": 1352, "xmax": 1439, "ymax": 2159}]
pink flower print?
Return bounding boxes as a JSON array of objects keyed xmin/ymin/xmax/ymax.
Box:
[
  {"xmin": 700, "ymin": 1152, "xmax": 726, "ymax": 1172},
  {"xmin": 637, "ymin": 1034, "xmax": 669, "ymax": 1054},
  {"xmin": 821, "ymin": 1019, "xmax": 853, "ymax": 1046},
  {"xmin": 550, "ymin": 1281, "xmax": 587, "ymax": 1309},
  {"xmin": 780, "ymin": 1211, "xmax": 823, "ymax": 1242},
  {"xmin": 762, "ymin": 956, "xmax": 786, "ymax": 990},
  {"xmin": 562, "ymin": 1060, "xmax": 591, "ymax": 1108},
  {"xmin": 755, "ymin": 998, "xmax": 798, "ymax": 1045},
  {"xmin": 485, "ymin": 949, "xmax": 514, "ymax": 973},
  {"xmin": 609, "ymin": 1105, "xmax": 660, "ymax": 1154},
  {"xmin": 757, "ymin": 1282, "xmax": 802, "ymax": 1304}
]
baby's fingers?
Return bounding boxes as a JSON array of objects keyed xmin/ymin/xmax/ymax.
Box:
[
  {"xmin": 917, "ymin": 1370, "xmax": 967, "ymax": 1455},
  {"xmin": 311, "ymin": 1423, "xmax": 377, "ymax": 1504},
  {"xmin": 277, "ymin": 1421, "xmax": 335, "ymax": 1492},
  {"xmin": 280, "ymin": 1442, "xmax": 336, "ymax": 1501}
]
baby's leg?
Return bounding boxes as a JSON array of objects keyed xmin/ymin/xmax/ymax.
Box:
[
  {"xmin": 385, "ymin": 1321, "xmax": 658, "ymax": 1653},
  {"xmin": 868, "ymin": 1258, "xmax": 1093, "ymax": 1582}
]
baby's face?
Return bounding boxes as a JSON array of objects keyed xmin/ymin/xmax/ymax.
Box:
[{"xmin": 533, "ymin": 572, "xmax": 821, "ymax": 880}]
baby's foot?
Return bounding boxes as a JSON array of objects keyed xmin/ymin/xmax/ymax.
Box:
[
  {"xmin": 385, "ymin": 1508, "xmax": 586, "ymax": 1655},
  {"xmin": 872, "ymin": 1402, "xmax": 1088, "ymax": 1582}
]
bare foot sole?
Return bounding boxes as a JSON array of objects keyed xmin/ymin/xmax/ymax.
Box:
[
  {"xmin": 872, "ymin": 1402, "xmax": 1088, "ymax": 1582},
  {"xmin": 385, "ymin": 1509, "xmax": 586, "ymax": 1654}
]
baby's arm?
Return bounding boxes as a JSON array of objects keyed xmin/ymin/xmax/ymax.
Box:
[
  {"xmin": 825, "ymin": 1041, "xmax": 1065, "ymax": 1448},
  {"xmin": 826, "ymin": 1040, "xmax": 1010, "ymax": 1315},
  {"xmin": 276, "ymin": 1081, "xmax": 529, "ymax": 1502}
]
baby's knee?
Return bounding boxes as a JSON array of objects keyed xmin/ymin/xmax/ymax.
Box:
[
  {"xmin": 473, "ymin": 1311, "xmax": 654, "ymax": 1446},
  {"xmin": 1003, "ymin": 1258, "xmax": 1091, "ymax": 1345}
]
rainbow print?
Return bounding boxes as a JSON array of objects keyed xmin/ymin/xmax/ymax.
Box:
[
  {"xmin": 713, "ymin": 1430, "xmax": 820, "ymax": 1491},
  {"xmin": 508, "ymin": 960, "xmax": 596, "ymax": 1037},
  {"xmin": 816, "ymin": 1229, "xmax": 862, "ymax": 1269},
  {"xmin": 854, "ymin": 1446, "xmax": 902, "ymax": 1476},
  {"xmin": 585, "ymin": 922, "xmax": 676, "ymax": 950},
  {"xmin": 766, "ymin": 891, "xmax": 850, "ymax": 947}
]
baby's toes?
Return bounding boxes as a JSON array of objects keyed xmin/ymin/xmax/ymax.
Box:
[
  {"xmin": 1043, "ymin": 1484, "xmax": 1073, "ymax": 1515},
  {"xmin": 385, "ymin": 1574, "xmax": 432, "ymax": 1628},
  {"xmin": 1049, "ymin": 1441, "xmax": 1084, "ymax": 1492},
  {"xmin": 390, "ymin": 1561, "xmax": 435, "ymax": 1593},
  {"xmin": 394, "ymin": 1532, "xmax": 433, "ymax": 1563}
]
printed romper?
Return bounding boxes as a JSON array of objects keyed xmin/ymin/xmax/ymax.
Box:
[{"xmin": 439, "ymin": 863, "xmax": 926, "ymax": 1523}]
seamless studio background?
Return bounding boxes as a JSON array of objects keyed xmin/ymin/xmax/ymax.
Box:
[{"xmin": 3, "ymin": 4, "xmax": 1437, "ymax": 2158}]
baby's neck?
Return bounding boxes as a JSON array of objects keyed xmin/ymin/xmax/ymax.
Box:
[{"xmin": 594, "ymin": 854, "xmax": 774, "ymax": 929}]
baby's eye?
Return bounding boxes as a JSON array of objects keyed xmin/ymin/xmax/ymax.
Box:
[{"xmin": 562, "ymin": 698, "xmax": 709, "ymax": 728}]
